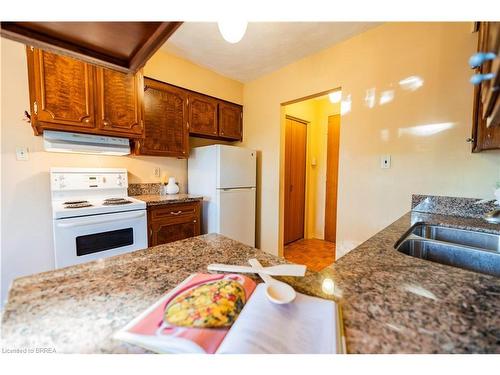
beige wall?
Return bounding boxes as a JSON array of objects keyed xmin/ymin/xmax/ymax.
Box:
[
  {"xmin": 0, "ymin": 38, "xmax": 243, "ymax": 304},
  {"xmin": 241, "ymin": 22, "xmax": 500, "ymax": 257}
]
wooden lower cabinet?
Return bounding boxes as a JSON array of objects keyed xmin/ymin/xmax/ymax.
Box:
[{"xmin": 147, "ymin": 201, "xmax": 201, "ymax": 247}]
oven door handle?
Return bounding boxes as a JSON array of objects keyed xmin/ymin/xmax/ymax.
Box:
[{"xmin": 56, "ymin": 211, "xmax": 146, "ymax": 228}]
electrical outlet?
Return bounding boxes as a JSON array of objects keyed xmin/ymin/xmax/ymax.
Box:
[
  {"xmin": 16, "ymin": 147, "xmax": 29, "ymax": 161},
  {"xmin": 380, "ymin": 155, "xmax": 391, "ymax": 169},
  {"xmin": 154, "ymin": 167, "xmax": 160, "ymax": 177}
]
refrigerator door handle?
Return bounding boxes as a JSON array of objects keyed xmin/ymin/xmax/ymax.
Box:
[{"xmin": 219, "ymin": 187, "xmax": 256, "ymax": 191}]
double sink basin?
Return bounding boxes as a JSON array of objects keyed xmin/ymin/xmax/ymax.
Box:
[{"xmin": 395, "ymin": 223, "xmax": 500, "ymax": 277}]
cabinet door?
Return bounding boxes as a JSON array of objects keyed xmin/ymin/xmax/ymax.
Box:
[
  {"xmin": 26, "ymin": 47, "xmax": 96, "ymax": 135},
  {"xmin": 219, "ymin": 102, "xmax": 243, "ymax": 140},
  {"xmin": 95, "ymin": 67, "xmax": 144, "ymax": 137},
  {"xmin": 188, "ymin": 92, "xmax": 218, "ymax": 137},
  {"xmin": 472, "ymin": 22, "xmax": 500, "ymax": 151},
  {"xmin": 135, "ymin": 79, "xmax": 189, "ymax": 157},
  {"xmin": 149, "ymin": 217, "xmax": 200, "ymax": 246},
  {"xmin": 479, "ymin": 22, "xmax": 499, "ymax": 125}
]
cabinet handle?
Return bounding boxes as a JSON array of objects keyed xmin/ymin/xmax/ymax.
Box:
[
  {"xmin": 466, "ymin": 137, "xmax": 475, "ymax": 143},
  {"xmin": 469, "ymin": 52, "xmax": 497, "ymax": 68},
  {"xmin": 470, "ymin": 73, "xmax": 496, "ymax": 85},
  {"xmin": 193, "ymin": 219, "xmax": 197, "ymax": 223},
  {"xmin": 170, "ymin": 210, "xmax": 183, "ymax": 215},
  {"xmin": 149, "ymin": 227, "xmax": 153, "ymax": 238}
]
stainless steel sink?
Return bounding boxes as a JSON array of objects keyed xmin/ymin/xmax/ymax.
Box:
[{"xmin": 395, "ymin": 223, "xmax": 500, "ymax": 277}]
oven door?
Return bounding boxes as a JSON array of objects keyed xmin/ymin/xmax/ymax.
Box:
[{"xmin": 53, "ymin": 209, "xmax": 147, "ymax": 268}]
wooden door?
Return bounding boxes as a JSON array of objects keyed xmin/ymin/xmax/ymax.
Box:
[
  {"xmin": 324, "ymin": 115, "xmax": 341, "ymax": 243},
  {"xmin": 26, "ymin": 47, "xmax": 96, "ymax": 135},
  {"xmin": 219, "ymin": 102, "xmax": 243, "ymax": 140},
  {"xmin": 95, "ymin": 67, "xmax": 144, "ymax": 137},
  {"xmin": 188, "ymin": 92, "xmax": 218, "ymax": 137},
  {"xmin": 135, "ymin": 79, "xmax": 189, "ymax": 157},
  {"xmin": 284, "ymin": 117, "xmax": 307, "ymax": 245}
]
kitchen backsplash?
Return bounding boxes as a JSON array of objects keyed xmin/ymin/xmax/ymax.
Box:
[{"xmin": 128, "ymin": 183, "xmax": 161, "ymax": 196}]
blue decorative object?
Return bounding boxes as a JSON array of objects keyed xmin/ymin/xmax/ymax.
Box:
[
  {"xmin": 470, "ymin": 73, "xmax": 496, "ymax": 85},
  {"xmin": 469, "ymin": 52, "xmax": 496, "ymax": 68}
]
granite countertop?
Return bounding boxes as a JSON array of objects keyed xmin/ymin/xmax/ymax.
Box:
[
  {"xmin": 133, "ymin": 194, "xmax": 203, "ymax": 207},
  {"xmin": 2, "ymin": 212, "xmax": 499, "ymax": 353}
]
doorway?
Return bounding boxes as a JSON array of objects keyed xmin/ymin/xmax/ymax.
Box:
[
  {"xmin": 281, "ymin": 90, "xmax": 341, "ymax": 271},
  {"xmin": 284, "ymin": 116, "xmax": 308, "ymax": 245}
]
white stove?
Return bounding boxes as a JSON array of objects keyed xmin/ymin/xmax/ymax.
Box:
[{"xmin": 50, "ymin": 168, "xmax": 147, "ymax": 268}]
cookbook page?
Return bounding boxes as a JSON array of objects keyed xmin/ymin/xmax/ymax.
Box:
[
  {"xmin": 216, "ymin": 284, "xmax": 338, "ymax": 354},
  {"xmin": 114, "ymin": 273, "xmax": 256, "ymax": 354}
]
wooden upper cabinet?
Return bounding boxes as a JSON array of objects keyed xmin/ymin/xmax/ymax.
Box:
[
  {"xmin": 471, "ymin": 22, "xmax": 500, "ymax": 152},
  {"xmin": 134, "ymin": 79, "xmax": 189, "ymax": 157},
  {"xmin": 26, "ymin": 47, "xmax": 145, "ymax": 138},
  {"xmin": 219, "ymin": 102, "xmax": 243, "ymax": 141},
  {"xmin": 27, "ymin": 47, "xmax": 96, "ymax": 135},
  {"xmin": 188, "ymin": 93, "xmax": 218, "ymax": 137},
  {"xmin": 95, "ymin": 67, "xmax": 144, "ymax": 137}
]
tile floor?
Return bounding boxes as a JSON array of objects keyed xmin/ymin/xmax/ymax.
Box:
[{"xmin": 284, "ymin": 238, "xmax": 335, "ymax": 271}]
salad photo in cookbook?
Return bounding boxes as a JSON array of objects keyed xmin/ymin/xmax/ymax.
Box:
[{"xmin": 114, "ymin": 273, "xmax": 345, "ymax": 354}]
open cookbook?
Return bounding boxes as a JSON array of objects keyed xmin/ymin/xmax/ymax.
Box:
[{"xmin": 114, "ymin": 273, "xmax": 345, "ymax": 354}]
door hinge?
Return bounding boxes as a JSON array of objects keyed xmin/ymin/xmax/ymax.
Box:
[
  {"xmin": 187, "ymin": 122, "xmax": 190, "ymax": 129},
  {"xmin": 33, "ymin": 101, "xmax": 38, "ymax": 115},
  {"xmin": 186, "ymin": 98, "xmax": 189, "ymax": 105}
]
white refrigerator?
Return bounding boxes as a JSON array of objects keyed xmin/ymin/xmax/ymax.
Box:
[{"xmin": 188, "ymin": 145, "xmax": 256, "ymax": 247}]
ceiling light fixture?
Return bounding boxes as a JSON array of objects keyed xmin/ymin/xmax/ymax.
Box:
[
  {"xmin": 328, "ymin": 90, "xmax": 342, "ymax": 104},
  {"xmin": 217, "ymin": 20, "xmax": 248, "ymax": 44}
]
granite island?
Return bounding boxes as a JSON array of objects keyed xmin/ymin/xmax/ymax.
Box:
[{"xmin": 2, "ymin": 197, "xmax": 499, "ymax": 353}]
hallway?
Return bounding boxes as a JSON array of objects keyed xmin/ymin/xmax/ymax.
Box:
[{"xmin": 284, "ymin": 239, "xmax": 335, "ymax": 271}]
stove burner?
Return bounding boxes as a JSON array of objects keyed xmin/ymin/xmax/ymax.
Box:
[
  {"xmin": 65, "ymin": 202, "xmax": 93, "ymax": 209},
  {"xmin": 63, "ymin": 200, "xmax": 89, "ymax": 205},
  {"xmin": 103, "ymin": 198, "xmax": 133, "ymax": 205}
]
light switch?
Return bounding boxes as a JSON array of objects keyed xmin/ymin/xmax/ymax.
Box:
[
  {"xmin": 380, "ymin": 155, "xmax": 391, "ymax": 169},
  {"xmin": 16, "ymin": 147, "xmax": 29, "ymax": 161}
]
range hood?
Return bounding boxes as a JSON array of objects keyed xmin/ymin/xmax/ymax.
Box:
[{"xmin": 43, "ymin": 130, "xmax": 131, "ymax": 156}]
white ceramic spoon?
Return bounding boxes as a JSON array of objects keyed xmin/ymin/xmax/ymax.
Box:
[{"xmin": 248, "ymin": 258, "xmax": 296, "ymax": 304}]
